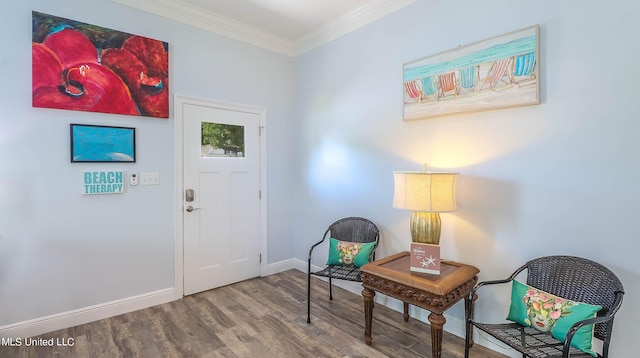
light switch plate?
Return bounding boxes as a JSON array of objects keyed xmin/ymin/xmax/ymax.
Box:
[{"xmin": 139, "ymin": 172, "xmax": 160, "ymax": 186}]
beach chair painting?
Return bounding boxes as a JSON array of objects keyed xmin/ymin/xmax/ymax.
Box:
[
  {"xmin": 479, "ymin": 57, "xmax": 513, "ymax": 90},
  {"xmin": 438, "ymin": 72, "xmax": 458, "ymax": 99},
  {"xmin": 459, "ymin": 66, "xmax": 479, "ymax": 94},
  {"xmin": 512, "ymin": 52, "xmax": 537, "ymax": 85},
  {"xmin": 403, "ymin": 79, "xmax": 422, "ymax": 103},
  {"xmin": 421, "ymin": 76, "xmax": 438, "ymax": 100},
  {"xmin": 403, "ymin": 25, "xmax": 539, "ymax": 121}
]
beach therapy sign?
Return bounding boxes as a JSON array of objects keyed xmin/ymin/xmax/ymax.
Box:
[{"xmin": 83, "ymin": 171, "xmax": 125, "ymax": 195}]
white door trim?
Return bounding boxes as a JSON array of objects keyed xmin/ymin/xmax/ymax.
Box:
[{"xmin": 174, "ymin": 94, "xmax": 268, "ymax": 298}]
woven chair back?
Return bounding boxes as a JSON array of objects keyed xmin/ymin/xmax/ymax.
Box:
[
  {"xmin": 328, "ymin": 217, "xmax": 379, "ymax": 244},
  {"xmin": 524, "ymin": 255, "xmax": 624, "ymax": 342}
]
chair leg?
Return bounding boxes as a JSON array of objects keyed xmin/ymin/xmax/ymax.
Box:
[
  {"xmin": 307, "ymin": 272, "xmax": 312, "ymax": 324},
  {"xmin": 464, "ymin": 320, "xmax": 471, "ymax": 358},
  {"xmin": 464, "ymin": 296, "xmax": 472, "ymax": 357},
  {"xmin": 329, "ymin": 277, "xmax": 333, "ymax": 300}
]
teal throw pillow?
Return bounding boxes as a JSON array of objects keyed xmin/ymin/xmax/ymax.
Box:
[
  {"xmin": 506, "ymin": 280, "xmax": 602, "ymax": 357},
  {"xmin": 326, "ymin": 238, "xmax": 376, "ymax": 268}
]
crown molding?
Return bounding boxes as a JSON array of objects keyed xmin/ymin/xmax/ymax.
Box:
[
  {"xmin": 109, "ymin": 0, "xmax": 295, "ymax": 56},
  {"xmin": 293, "ymin": 0, "xmax": 416, "ymax": 56},
  {"xmin": 109, "ymin": 0, "xmax": 416, "ymax": 57}
]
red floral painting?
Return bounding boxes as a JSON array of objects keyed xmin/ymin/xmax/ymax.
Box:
[{"xmin": 32, "ymin": 11, "xmax": 169, "ymax": 118}]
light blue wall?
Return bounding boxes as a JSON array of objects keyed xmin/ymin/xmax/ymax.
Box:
[
  {"xmin": 293, "ymin": 0, "xmax": 639, "ymax": 356},
  {"xmin": 2, "ymin": 0, "xmax": 638, "ymax": 355},
  {"xmin": 0, "ymin": 0, "xmax": 294, "ymax": 326}
]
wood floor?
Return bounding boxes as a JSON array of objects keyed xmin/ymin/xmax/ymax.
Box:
[{"xmin": 0, "ymin": 269, "xmax": 506, "ymax": 357}]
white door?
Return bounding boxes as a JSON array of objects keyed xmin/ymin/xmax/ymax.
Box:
[{"xmin": 182, "ymin": 102, "xmax": 261, "ymax": 295}]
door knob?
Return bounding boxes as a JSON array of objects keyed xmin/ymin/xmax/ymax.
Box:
[{"xmin": 186, "ymin": 205, "xmax": 200, "ymax": 212}]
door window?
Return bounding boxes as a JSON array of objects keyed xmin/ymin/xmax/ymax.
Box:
[{"xmin": 201, "ymin": 122, "xmax": 245, "ymax": 157}]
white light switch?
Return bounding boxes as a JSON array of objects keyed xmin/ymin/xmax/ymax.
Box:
[{"xmin": 139, "ymin": 172, "xmax": 160, "ymax": 186}]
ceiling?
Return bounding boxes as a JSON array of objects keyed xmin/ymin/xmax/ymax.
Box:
[
  {"xmin": 109, "ymin": 0, "xmax": 416, "ymax": 56},
  {"xmin": 179, "ymin": 0, "xmax": 374, "ymax": 39}
]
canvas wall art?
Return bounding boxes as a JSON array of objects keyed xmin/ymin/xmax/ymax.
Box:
[
  {"xmin": 32, "ymin": 11, "xmax": 169, "ymax": 118},
  {"xmin": 70, "ymin": 124, "xmax": 136, "ymax": 162},
  {"xmin": 403, "ymin": 25, "xmax": 539, "ymax": 121}
]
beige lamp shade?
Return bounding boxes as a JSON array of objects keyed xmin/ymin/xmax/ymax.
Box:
[{"xmin": 393, "ymin": 171, "xmax": 458, "ymax": 212}]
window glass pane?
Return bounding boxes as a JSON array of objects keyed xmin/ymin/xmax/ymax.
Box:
[{"xmin": 201, "ymin": 122, "xmax": 245, "ymax": 157}]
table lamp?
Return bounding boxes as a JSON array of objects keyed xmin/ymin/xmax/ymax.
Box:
[{"xmin": 393, "ymin": 165, "xmax": 458, "ymax": 274}]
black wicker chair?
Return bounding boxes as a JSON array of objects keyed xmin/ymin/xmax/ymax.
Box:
[
  {"xmin": 465, "ymin": 255, "xmax": 624, "ymax": 358},
  {"xmin": 307, "ymin": 217, "xmax": 380, "ymax": 323}
]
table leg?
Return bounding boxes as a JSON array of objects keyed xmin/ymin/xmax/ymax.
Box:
[
  {"xmin": 428, "ymin": 312, "xmax": 446, "ymax": 358},
  {"xmin": 403, "ymin": 302, "xmax": 409, "ymax": 322},
  {"xmin": 362, "ymin": 288, "xmax": 375, "ymax": 345}
]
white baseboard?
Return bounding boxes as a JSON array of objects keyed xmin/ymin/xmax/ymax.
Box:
[
  {"xmin": 263, "ymin": 258, "xmax": 300, "ymax": 276},
  {"xmin": 0, "ymin": 288, "xmax": 177, "ymax": 339},
  {"xmin": 0, "ymin": 258, "xmax": 348, "ymax": 337},
  {"xmin": 0, "ymin": 259, "xmax": 298, "ymax": 340},
  {"xmin": 0, "ymin": 259, "xmax": 514, "ymax": 356}
]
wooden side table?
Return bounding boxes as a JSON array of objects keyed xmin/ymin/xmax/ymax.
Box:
[{"xmin": 360, "ymin": 251, "xmax": 479, "ymax": 358}]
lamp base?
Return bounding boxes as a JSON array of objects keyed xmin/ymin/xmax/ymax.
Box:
[
  {"xmin": 410, "ymin": 212, "xmax": 441, "ymax": 244},
  {"xmin": 410, "ymin": 242, "xmax": 441, "ymax": 275}
]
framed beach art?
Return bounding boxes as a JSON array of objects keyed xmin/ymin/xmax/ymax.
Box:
[
  {"xmin": 70, "ymin": 124, "xmax": 136, "ymax": 163},
  {"xmin": 403, "ymin": 25, "xmax": 539, "ymax": 121}
]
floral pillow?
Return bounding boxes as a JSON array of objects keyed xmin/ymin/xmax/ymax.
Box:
[
  {"xmin": 326, "ymin": 238, "xmax": 376, "ymax": 268},
  {"xmin": 506, "ymin": 280, "xmax": 602, "ymax": 357}
]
